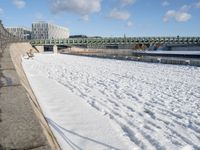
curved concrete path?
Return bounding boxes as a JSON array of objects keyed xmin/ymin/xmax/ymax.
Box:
[{"xmin": 0, "ymin": 43, "xmax": 59, "ymax": 150}]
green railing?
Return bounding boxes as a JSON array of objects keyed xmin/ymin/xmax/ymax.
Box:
[{"xmin": 30, "ymin": 37, "xmax": 200, "ymax": 47}]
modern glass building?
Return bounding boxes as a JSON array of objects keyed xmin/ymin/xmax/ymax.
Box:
[
  {"xmin": 31, "ymin": 21, "xmax": 69, "ymax": 39},
  {"xmin": 6, "ymin": 27, "xmax": 31, "ymax": 40}
]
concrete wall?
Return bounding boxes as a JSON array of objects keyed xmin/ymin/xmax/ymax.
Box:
[
  {"xmin": 53, "ymin": 45, "xmax": 58, "ymax": 53},
  {"xmin": 0, "ymin": 43, "xmax": 53, "ymax": 149},
  {"xmin": 171, "ymin": 46, "xmax": 200, "ymax": 51},
  {"xmin": 64, "ymin": 47, "xmax": 133, "ymax": 55},
  {"xmin": 9, "ymin": 42, "xmax": 60, "ymax": 149},
  {"xmin": 62, "ymin": 47, "xmax": 200, "ymax": 67},
  {"xmin": 35, "ymin": 45, "xmax": 44, "ymax": 53}
]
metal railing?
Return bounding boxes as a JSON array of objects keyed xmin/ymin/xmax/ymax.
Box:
[
  {"xmin": 0, "ymin": 20, "xmax": 18, "ymax": 51},
  {"xmin": 30, "ymin": 37, "xmax": 200, "ymax": 48}
]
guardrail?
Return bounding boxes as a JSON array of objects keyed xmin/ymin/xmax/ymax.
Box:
[
  {"xmin": 0, "ymin": 20, "xmax": 18, "ymax": 50},
  {"xmin": 30, "ymin": 37, "xmax": 200, "ymax": 48}
]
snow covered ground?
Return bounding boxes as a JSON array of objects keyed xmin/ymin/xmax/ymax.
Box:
[{"xmin": 22, "ymin": 53, "xmax": 200, "ymax": 150}]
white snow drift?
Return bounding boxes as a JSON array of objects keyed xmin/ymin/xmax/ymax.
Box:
[{"xmin": 22, "ymin": 53, "xmax": 200, "ymax": 150}]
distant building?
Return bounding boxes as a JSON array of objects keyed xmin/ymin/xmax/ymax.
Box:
[
  {"xmin": 6, "ymin": 27, "xmax": 31, "ymax": 40},
  {"xmin": 31, "ymin": 21, "xmax": 69, "ymax": 39}
]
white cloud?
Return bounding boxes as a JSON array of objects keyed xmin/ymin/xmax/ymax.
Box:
[
  {"xmin": 180, "ymin": 5, "xmax": 191, "ymax": 11},
  {"xmin": 13, "ymin": 0, "xmax": 26, "ymax": 9},
  {"xmin": 195, "ymin": 1, "xmax": 200, "ymax": 8},
  {"xmin": 50, "ymin": 0, "xmax": 101, "ymax": 21},
  {"xmin": 0, "ymin": 8, "xmax": 3, "ymax": 14},
  {"xmin": 175, "ymin": 12, "xmax": 191, "ymax": 22},
  {"xmin": 80, "ymin": 15, "xmax": 89, "ymax": 21},
  {"xmin": 108, "ymin": 8, "xmax": 130, "ymax": 20},
  {"xmin": 162, "ymin": 1, "xmax": 170, "ymax": 7},
  {"xmin": 127, "ymin": 21, "xmax": 133, "ymax": 27},
  {"xmin": 163, "ymin": 10, "xmax": 191, "ymax": 22},
  {"xmin": 120, "ymin": 0, "xmax": 136, "ymax": 6},
  {"xmin": 163, "ymin": 4, "xmax": 192, "ymax": 22},
  {"xmin": 163, "ymin": 10, "xmax": 175, "ymax": 22}
]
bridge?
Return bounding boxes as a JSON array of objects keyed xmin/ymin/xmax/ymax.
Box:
[{"xmin": 30, "ymin": 36, "xmax": 200, "ymax": 50}]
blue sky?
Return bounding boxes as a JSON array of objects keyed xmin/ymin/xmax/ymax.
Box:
[{"xmin": 0, "ymin": 0, "xmax": 200, "ymax": 37}]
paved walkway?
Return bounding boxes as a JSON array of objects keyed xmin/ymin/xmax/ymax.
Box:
[{"xmin": 0, "ymin": 45, "xmax": 51, "ymax": 150}]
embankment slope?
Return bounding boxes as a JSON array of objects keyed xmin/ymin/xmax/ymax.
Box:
[{"xmin": 0, "ymin": 42, "xmax": 60, "ymax": 150}]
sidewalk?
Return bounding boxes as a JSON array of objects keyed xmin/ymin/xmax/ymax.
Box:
[{"xmin": 0, "ymin": 45, "xmax": 51, "ymax": 150}]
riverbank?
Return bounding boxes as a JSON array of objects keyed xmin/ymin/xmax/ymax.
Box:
[
  {"xmin": 60, "ymin": 47, "xmax": 200, "ymax": 67},
  {"xmin": 0, "ymin": 42, "xmax": 60, "ymax": 149},
  {"xmin": 22, "ymin": 53, "xmax": 200, "ymax": 149}
]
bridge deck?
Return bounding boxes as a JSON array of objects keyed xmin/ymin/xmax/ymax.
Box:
[{"xmin": 31, "ymin": 37, "xmax": 200, "ymax": 47}]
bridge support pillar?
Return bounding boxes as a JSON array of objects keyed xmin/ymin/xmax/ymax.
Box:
[
  {"xmin": 35, "ymin": 46, "xmax": 44, "ymax": 53},
  {"xmin": 53, "ymin": 45, "xmax": 58, "ymax": 53}
]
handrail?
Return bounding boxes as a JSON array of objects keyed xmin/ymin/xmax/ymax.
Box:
[
  {"xmin": 30, "ymin": 36, "xmax": 200, "ymax": 47},
  {"xmin": 0, "ymin": 20, "xmax": 19, "ymax": 50}
]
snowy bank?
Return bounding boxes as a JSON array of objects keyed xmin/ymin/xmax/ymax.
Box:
[{"xmin": 22, "ymin": 53, "xmax": 200, "ymax": 150}]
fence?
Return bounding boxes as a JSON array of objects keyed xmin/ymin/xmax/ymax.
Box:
[{"xmin": 0, "ymin": 20, "xmax": 18, "ymax": 51}]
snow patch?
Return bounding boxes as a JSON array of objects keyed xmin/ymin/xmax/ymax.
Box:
[{"xmin": 22, "ymin": 53, "xmax": 200, "ymax": 150}]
